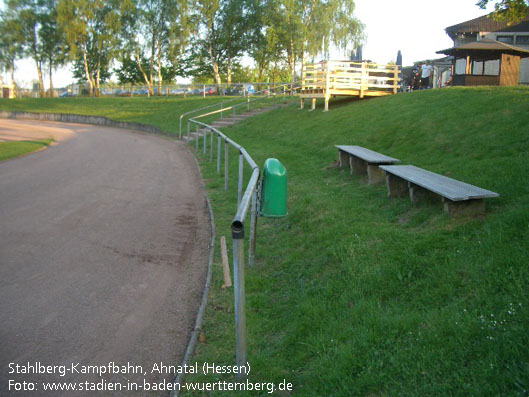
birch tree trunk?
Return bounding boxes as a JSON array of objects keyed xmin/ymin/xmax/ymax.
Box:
[
  {"xmin": 136, "ymin": 47, "xmax": 151, "ymax": 92},
  {"xmin": 49, "ymin": 61, "xmax": 54, "ymax": 98},
  {"xmin": 227, "ymin": 42, "xmax": 232, "ymax": 89},
  {"xmin": 10, "ymin": 62, "xmax": 17, "ymax": 98},
  {"xmin": 209, "ymin": 43, "xmax": 222, "ymax": 85},
  {"xmin": 83, "ymin": 49, "xmax": 94, "ymax": 97},
  {"xmin": 35, "ymin": 59, "xmax": 45, "ymax": 98},
  {"xmin": 157, "ymin": 40, "xmax": 163, "ymax": 95}
]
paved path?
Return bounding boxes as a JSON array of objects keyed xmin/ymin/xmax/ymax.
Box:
[{"xmin": 0, "ymin": 120, "xmax": 210, "ymax": 395}]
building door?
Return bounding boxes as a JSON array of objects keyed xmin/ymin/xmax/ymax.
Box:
[{"xmin": 499, "ymin": 54, "xmax": 520, "ymax": 86}]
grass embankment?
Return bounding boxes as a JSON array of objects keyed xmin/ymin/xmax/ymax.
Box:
[
  {"xmin": 1, "ymin": 88, "xmax": 527, "ymax": 395},
  {"xmin": 187, "ymin": 87, "xmax": 529, "ymax": 396},
  {"xmin": 0, "ymin": 139, "xmax": 53, "ymax": 161},
  {"xmin": 0, "ymin": 96, "xmax": 233, "ymax": 135}
]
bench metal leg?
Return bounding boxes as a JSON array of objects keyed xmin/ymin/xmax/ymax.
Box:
[
  {"xmin": 386, "ymin": 173, "xmax": 408, "ymax": 198},
  {"xmin": 367, "ymin": 164, "xmax": 386, "ymax": 185},
  {"xmin": 443, "ymin": 198, "xmax": 486, "ymax": 217}
]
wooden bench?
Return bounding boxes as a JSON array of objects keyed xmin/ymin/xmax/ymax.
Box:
[
  {"xmin": 335, "ymin": 145, "xmax": 401, "ymax": 185},
  {"xmin": 379, "ymin": 165, "xmax": 500, "ymax": 216}
]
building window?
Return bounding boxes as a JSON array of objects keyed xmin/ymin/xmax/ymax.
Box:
[
  {"xmin": 516, "ymin": 35, "xmax": 529, "ymax": 44},
  {"xmin": 497, "ymin": 35, "xmax": 514, "ymax": 44}
]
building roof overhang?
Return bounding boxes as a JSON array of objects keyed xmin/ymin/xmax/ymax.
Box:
[{"xmin": 437, "ymin": 39, "xmax": 529, "ymax": 60}]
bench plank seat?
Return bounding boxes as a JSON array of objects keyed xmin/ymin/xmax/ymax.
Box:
[
  {"xmin": 379, "ymin": 165, "xmax": 500, "ymax": 201},
  {"xmin": 335, "ymin": 145, "xmax": 400, "ymax": 185},
  {"xmin": 335, "ymin": 145, "xmax": 401, "ymax": 164}
]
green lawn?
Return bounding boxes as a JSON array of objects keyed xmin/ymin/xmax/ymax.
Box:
[
  {"xmin": 187, "ymin": 86, "xmax": 529, "ymax": 396},
  {"xmin": 1, "ymin": 87, "xmax": 528, "ymax": 395},
  {"xmin": 0, "ymin": 139, "xmax": 53, "ymax": 161},
  {"xmin": 0, "ymin": 96, "xmax": 237, "ymax": 135}
]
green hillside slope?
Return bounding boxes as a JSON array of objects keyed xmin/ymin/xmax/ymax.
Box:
[
  {"xmin": 1, "ymin": 87, "xmax": 527, "ymax": 395},
  {"xmin": 190, "ymin": 86, "xmax": 529, "ymax": 396}
]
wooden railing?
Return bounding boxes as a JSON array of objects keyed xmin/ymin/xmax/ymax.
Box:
[{"xmin": 302, "ymin": 61, "xmax": 401, "ymax": 97}]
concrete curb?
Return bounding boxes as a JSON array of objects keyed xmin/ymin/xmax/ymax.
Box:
[
  {"xmin": 170, "ymin": 155, "xmax": 216, "ymax": 397},
  {"xmin": 0, "ymin": 111, "xmax": 172, "ymax": 137}
]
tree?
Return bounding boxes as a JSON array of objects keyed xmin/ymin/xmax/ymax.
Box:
[
  {"xmin": 218, "ymin": 0, "xmax": 247, "ymax": 86},
  {"xmin": 0, "ymin": 11, "xmax": 24, "ymax": 96},
  {"xmin": 279, "ymin": 0, "xmax": 364, "ymax": 82},
  {"xmin": 39, "ymin": 0, "xmax": 68, "ymax": 97},
  {"xmin": 57, "ymin": 0, "xmax": 132, "ymax": 96},
  {"xmin": 4, "ymin": 0, "xmax": 48, "ymax": 97},
  {"xmin": 477, "ymin": 0, "xmax": 528, "ymax": 23},
  {"xmin": 71, "ymin": 49, "xmax": 111, "ymax": 85},
  {"xmin": 194, "ymin": 0, "xmax": 223, "ymax": 85},
  {"xmin": 122, "ymin": 0, "xmax": 191, "ymax": 95},
  {"xmin": 115, "ymin": 53, "xmax": 147, "ymax": 85},
  {"xmin": 247, "ymin": 0, "xmax": 284, "ymax": 83}
]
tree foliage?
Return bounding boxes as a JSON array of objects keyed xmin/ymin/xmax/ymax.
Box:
[
  {"xmin": 122, "ymin": 0, "xmax": 191, "ymax": 94},
  {"xmin": 2, "ymin": 0, "xmax": 365, "ymax": 93},
  {"xmin": 0, "ymin": 9, "xmax": 24, "ymax": 94},
  {"xmin": 57, "ymin": 0, "xmax": 132, "ymax": 96},
  {"xmin": 477, "ymin": 0, "xmax": 529, "ymax": 23}
]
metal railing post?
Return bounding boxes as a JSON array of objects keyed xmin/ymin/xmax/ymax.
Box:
[
  {"xmin": 237, "ymin": 153, "xmax": 244, "ymax": 207},
  {"xmin": 247, "ymin": 96, "xmax": 250, "ymax": 112},
  {"xmin": 217, "ymin": 136, "xmax": 221, "ymax": 174},
  {"xmin": 195, "ymin": 124, "xmax": 199, "ymax": 150},
  {"xmin": 224, "ymin": 140, "xmax": 229, "ymax": 191},
  {"xmin": 179, "ymin": 117, "xmax": 183, "ymax": 139},
  {"xmin": 249, "ymin": 187, "xmax": 257, "ymax": 266},
  {"xmin": 187, "ymin": 120, "xmax": 190, "ymax": 143},
  {"xmin": 203, "ymin": 126, "xmax": 207, "ymax": 154},
  {"xmin": 210, "ymin": 128, "xmax": 214, "ymax": 162},
  {"xmin": 232, "ymin": 234, "xmax": 247, "ymax": 377},
  {"xmin": 220, "ymin": 103, "xmax": 223, "ymax": 119}
]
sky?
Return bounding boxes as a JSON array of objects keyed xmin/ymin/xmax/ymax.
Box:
[{"xmin": 1, "ymin": 0, "xmax": 496, "ymax": 88}]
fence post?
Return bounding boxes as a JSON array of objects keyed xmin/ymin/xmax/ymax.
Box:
[
  {"xmin": 247, "ymin": 96, "xmax": 250, "ymax": 112},
  {"xmin": 203, "ymin": 84, "xmax": 206, "ymax": 99},
  {"xmin": 220, "ymin": 103, "xmax": 223, "ymax": 119},
  {"xmin": 224, "ymin": 140, "xmax": 229, "ymax": 191},
  {"xmin": 210, "ymin": 128, "xmax": 214, "ymax": 162},
  {"xmin": 203, "ymin": 127, "xmax": 207, "ymax": 154},
  {"xmin": 360, "ymin": 62, "xmax": 366, "ymax": 99},
  {"xmin": 324, "ymin": 61, "xmax": 331, "ymax": 112},
  {"xmin": 232, "ymin": 232, "xmax": 247, "ymax": 377},
  {"xmin": 187, "ymin": 120, "xmax": 190, "ymax": 143},
  {"xmin": 393, "ymin": 65, "xmax": 399, "ymax": 94},
  {"xmin": 249, "ymin": 187, "xmax": 257, "ymax": 266},
  {"xmin": 179, "ymin": 117, "xmax": 183, "ymax": 140},
  {"xmin": 217, "ymin": 136, "xmax": 221, "ymax": 174},
  {"xmin": 196, "ymin": 124, "xmax": 199, "ymax": 150},
  {"xmin": 238, "ymin": 153, "xmax": 244, "ymax": 207}
]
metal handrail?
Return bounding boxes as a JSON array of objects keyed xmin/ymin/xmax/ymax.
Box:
[
  {"xmin": 188, "ymin": 118, "xmax": 260, "ymax": 372},
  {"xmin": 185, "ymin": 83, "xmax": 297, "ymax": 375},
  {"xmin": 179, "ymin": 82, "xmax": 297, "ymax": 139},
  {"xmin": 184, "ymin": 84, "xmax": 299, "ymax": 140},
  {"xmin": 179, "ymin": 97, "xmax": 244, "ymax": 139}
]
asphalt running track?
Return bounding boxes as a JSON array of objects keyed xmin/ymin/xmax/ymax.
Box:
[{"xmin": 0, "ymin": 119, "xmax": 210, "ymax": 396}]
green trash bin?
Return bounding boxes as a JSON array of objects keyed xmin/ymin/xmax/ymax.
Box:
[{"xmin": 260, "ymin": 158, "xmax": 287, "ymax": 217}]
